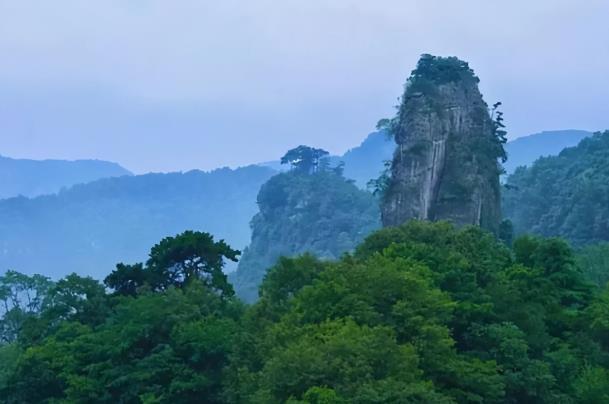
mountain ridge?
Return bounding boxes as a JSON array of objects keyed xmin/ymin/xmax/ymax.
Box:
[{"xmin": 0, "ymin": 154, "xmax": 133, "ymax": 199}]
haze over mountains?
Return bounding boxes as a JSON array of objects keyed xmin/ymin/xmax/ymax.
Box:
[
  {"xmin": 503, "ymin": 129, "xmax": 592, "ymax": 174},
  {"xmin": 0, "ymin": 166, "xmax": 275, "ymax": 279},
  {"xmin": 0, "ymin": 155, "xmax": 132, "ymax": 199},
  {"xmin": 0, "ymin": 129, "xmax": 594, "ymax": 279}
]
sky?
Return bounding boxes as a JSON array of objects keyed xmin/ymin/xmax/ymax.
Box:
[{"xmin": 1, "ymin": 0, "xmax": 608, "ymax": 174}]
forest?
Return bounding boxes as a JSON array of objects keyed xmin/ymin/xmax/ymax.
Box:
[{"xmin": 1, "ymin": 221, "xmax": 609, "ymax": 403}]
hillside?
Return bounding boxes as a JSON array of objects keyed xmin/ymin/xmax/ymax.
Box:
[
  {"xmin": 0, "ymin": 155, "xmax": 132, "ymax": 199},
  {"xmin": 503, "ymin": 130, "xmax": 609, "ymax": 245},
  {"xmin": 504, "ymin": 129, "xmax": 592, "ymax": 174},
  {"xmin": 230, "ymin": 166, "xmax": 381, "ymax": 302},
  {"xmin": 0, "ymin": 166, "xmax": 275, "ymax": 279}
]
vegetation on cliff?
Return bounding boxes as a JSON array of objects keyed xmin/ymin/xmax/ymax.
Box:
[
  {"xmin": 230, "ymin": 146, "xmax": 381, "ymax": 302},
  {"xmin": 380, "ymin": 55, "xmax": 506, "ymax": 233},
  {"xmin": 2, "ymin": 222, "xmax": 609, "ymax": 402}
]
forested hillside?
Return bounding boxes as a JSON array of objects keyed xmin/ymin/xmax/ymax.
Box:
[
  {"xmin": 231, "ymin": 148, "xmax": 381, "ymax": 302},
  {"xmin": 2, "ymin": 221, "xmax": 608, "ymax": 402},
  {"xmin": 503, "ymin": 130, "xmax": 609, "ymax": 245},
  {"xmin": 0, "ymin": 166, "xmax": 275, "ymax": 279},
  {"xmin": 0, "ymin": 155, "xmax": 132, "ymax": 199}
]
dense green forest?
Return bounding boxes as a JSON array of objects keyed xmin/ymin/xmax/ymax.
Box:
[
  {"xmin": 503, "ymin": 130, "xmax": 609, "ymax": 245},
  {"xmin": 2, "ymin": 221, "xmax": 608, "ymax": 403},
  {"xmin": 230, "ymin": 147, "xmax": 381, "ymax": 302}
]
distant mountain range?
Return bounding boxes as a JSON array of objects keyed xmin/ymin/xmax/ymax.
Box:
[
  {"xmin": 0, "ymin": 166, "xmax": 275, "ymax": 279},
  {"xmin": 504, "ymin": 130, "xmax": 593, "ymax": 174},
  {"xmin": 1, "ymin": 128, "xmax": 586, "ymax": 201},
  {"xmin": 259, "ymin": 129, "xmax": 595, "ymax": 186},
  {"xmin": 0, "ymin": 155, "xmax": 132, "ymax": 199},
  {"xmin": 0, "ymin": 128, "xmax": 595, "ymax": 279}
]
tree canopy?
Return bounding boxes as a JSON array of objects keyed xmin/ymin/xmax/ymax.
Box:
[
  {"xmin": 2, "ymin": 222, "xmax": 609, "ymax": 403},
  {"xmin": 105, "ymin": 230, "xmax": 239, "ymax": 298},
  {"xmin": 280, "ymin": 145, "xmax": 330, "ymax": 174}
]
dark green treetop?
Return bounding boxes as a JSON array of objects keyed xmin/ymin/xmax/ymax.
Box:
[
  {"xmin": 105, "ymin": 230, "xmax": 239, "ymax": 298},
  {"xmin": 280, "ymin": 145, "xmax": 330, "ymax": 174}
]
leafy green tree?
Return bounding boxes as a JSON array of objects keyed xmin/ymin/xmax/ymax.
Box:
[
  {"xmin": 2, "ymin": 280, "xmax": 243, "ymax": 403},
  {"xmin": 0, "ymin": 271, "xmax": 53, "ymax": 343},
  {"xmin": 106, "ymin": 231, "xmax": 239, "ymax": 298},
  {"xmin": 573, "ymin": 366, "xmax": 609, "ymax": 403},
  {"xmin": 147, "ymin": 231, "xmax": 239, "ymax": 295},
  {"xmin": 104, "ymin": 263, "xmax": 148, "ymax": 296}
]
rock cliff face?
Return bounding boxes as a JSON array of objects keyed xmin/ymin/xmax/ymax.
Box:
[{"xmin": 381, "ymin": 55, "xmax": 504, "ymax": 233}]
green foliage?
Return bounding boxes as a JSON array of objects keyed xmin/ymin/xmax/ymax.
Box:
[
  {"xmin": 230, "ymin": 169, "xmax": 380, "ymax": 302},
  {"xmin": 229, "ymin": 221, "xmax": 607, "ymax": 403},
  {"xmin": 503, "ymin": 130, "xmax": 609, "ymax": 245},
  {"xmin": 2, "ymin": 222, "xmax": 609, "ymax": 403},
  {"xmin": 366, "ymin": 160, "xmax": 392, "ymax": 199},
  {"xmin": 576, "ymin": 242, "xmax": 609, "ymax": 287},
  {"xmin": 1, "ymin": 231, "xmax": 244, "ymax": 403},
  {"xmin": 490, "ymin": 102, "xmax": 508, "ymax": 164},
  {"xmin": 105, "ymin": 231, "xmax": 239, "ymax": 298},
  {"xmin": 410, "ymin": 54, "xmax": 479, "ymax": 86},
  {"xmin": 0, "ymin": 271, "xmax": 53, "ymax": 343}
]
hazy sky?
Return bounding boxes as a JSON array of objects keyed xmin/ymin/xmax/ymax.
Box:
[{"xmin": 1, "ymin": 1, "xmax": 608, "ymax": 173}]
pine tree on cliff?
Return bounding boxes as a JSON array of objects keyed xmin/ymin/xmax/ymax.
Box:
[{"xmin": 380, "ymin": 54, "xmax": 506, "ymax": 233}]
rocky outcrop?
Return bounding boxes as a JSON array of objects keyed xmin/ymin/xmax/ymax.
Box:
[
  {"xmin": 381, "ymin": 55, "xmax": 504, "ymax": 233},
  {"xmin": 230, "ymin": 169, "xmax": 380, "ymax": 302}
]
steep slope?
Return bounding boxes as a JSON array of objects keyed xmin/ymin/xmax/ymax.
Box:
[
  {"xmin": 230, "ymin": 169, "xmax": 381, "ymax": 302},
  {"xmin": 504, "ymin": 130, "xmax": 592, "ymax": 174},
  {"xmin": 381, "ymin": 55, "xmax": 505, "ymax": 232},
  {"xmin": 503, "ymin": 130, "xmax": 609, "ymax": 245},
  {"xmin": 0, "ymin": 155, "xmax": 132, "ymax": 199},
  {"xmin": 0, "ymin": 166, "xmax": 275, "ymax": 279}
]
